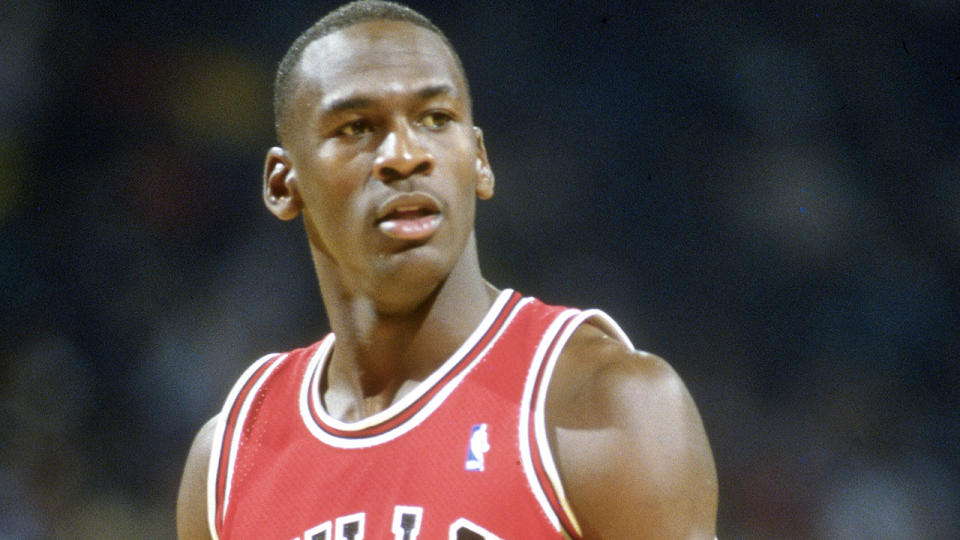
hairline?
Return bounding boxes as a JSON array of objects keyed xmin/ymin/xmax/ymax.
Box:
[{"xmin": 274, "ymin": 2, "xmax": 471, "ymax": 145}]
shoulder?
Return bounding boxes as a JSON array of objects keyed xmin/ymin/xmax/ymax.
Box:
[
  {"xmin": 177, "ymin": 415, "xmax": 219, "ymax": 540},
  {"xmin": 545, "ymin": 322, "xmax": 717, "ymax": 539}
]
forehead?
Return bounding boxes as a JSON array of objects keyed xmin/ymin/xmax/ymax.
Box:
[{"xmin": 294, "ymin": 20, "xmax": 467, "ymax": 110}]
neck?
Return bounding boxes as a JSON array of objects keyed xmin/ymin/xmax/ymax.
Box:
[{"xmin": 315, "ymin": 236, "xmax": 499, "ymax": 420}]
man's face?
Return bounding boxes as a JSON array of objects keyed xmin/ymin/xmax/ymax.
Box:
[{"xmin": 280, "ymin": 20, "xmax": 492, "ymax": 302}]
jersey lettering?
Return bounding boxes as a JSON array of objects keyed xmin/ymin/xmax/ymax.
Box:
[
  {"xmin": 335, "ymin": 513, "xmax": 364, "ymax": 540},
  {"xmin": 449, "ymin": 518, "xmax": 503, "ymax": 540},
  {"xmin": 391, "ymin": 505, "xmax": 423, "ymax": 540},
  {"xmin": 305, "ymin": 520, "xmax": 332, "ymax": 540},
  {"xmin": 302, "ymin": 511, "xmax": 503, "ymax": 540}
]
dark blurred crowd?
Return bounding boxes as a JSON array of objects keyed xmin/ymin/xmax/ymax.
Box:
[{"xmin": 1, "ymin": 1, "xmax": 958, "ymax": 538}]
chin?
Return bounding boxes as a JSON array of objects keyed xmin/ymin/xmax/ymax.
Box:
[{"xmin": 368, "ymin": 247, "xmax": 453, "ymax": 311}]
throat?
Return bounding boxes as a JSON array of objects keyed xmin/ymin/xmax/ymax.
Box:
[
  {"xmin": 315, "ymin": 267, "xmax": 502, "ymax": 423},
  {"xmin": 321, "ymin": 369, "xmax": 422, "ymax": 422},
  {"xmin": 319, "ymin": 296, "xmax": 453, "ymax": 422}
]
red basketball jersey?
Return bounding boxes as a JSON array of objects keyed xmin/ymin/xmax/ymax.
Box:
[{"xmin": 207, "ymin": 290, "xmax": 633, "ymax": 540}]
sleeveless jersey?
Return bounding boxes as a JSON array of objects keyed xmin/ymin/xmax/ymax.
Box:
[{"xmin": 207, "ymin": 290, "xmax": 634, "ymax": 540}]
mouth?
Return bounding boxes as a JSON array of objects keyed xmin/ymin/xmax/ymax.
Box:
[{"xmin": 374, "ymin": 194, "xmax": 443, "ymax": 241}]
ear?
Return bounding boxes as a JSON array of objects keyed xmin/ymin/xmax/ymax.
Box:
[
  {"xmin": 263, "ymin": 146, "xmax": 302, "ymax": 221},
  {"xmin": 473, "ymin": 127, "xmax": 495, "ymax": 200}
]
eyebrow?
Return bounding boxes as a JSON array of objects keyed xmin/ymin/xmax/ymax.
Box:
[{"xmin": 321, "ymin": 84, "xmax": 457, "ymax": 114}]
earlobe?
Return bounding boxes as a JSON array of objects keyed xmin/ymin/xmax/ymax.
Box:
[
  {"xmin": 473, "ymin": 127, "xmax": 495, "ymax": 200},
  {"xmin": 263, "ymin": 147, "xmax": 302, "ymax": 221},
  {"xmin": 476, "ymin": 160, "xmax": 495, "ymax": 200}
]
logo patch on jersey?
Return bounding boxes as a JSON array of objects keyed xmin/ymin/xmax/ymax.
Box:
[{"xmin": 465, "ymin": 423, "xmax": 490, "ymax": 471}]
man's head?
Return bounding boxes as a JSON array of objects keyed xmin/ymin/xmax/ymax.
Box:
[
  {"xmin": 262, "ymin": 2, "xmax": 494, "ymax": 312},
  {"xmin": 273, "ymin": 0, "xmax": 470, "ymax": 145}
]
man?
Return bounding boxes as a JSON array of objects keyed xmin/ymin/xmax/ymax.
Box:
[{"xmin": 177, "ymin": 2, "xmax": 717, "ymax": 539}]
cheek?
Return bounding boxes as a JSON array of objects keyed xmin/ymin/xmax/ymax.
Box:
[
  {"xmin": 442, "ymin": 135, "xmax": 480, "ymax": 185},
  {"xmin": 303, "ymin": 147, "xmax": 372, "ymax": 206}
]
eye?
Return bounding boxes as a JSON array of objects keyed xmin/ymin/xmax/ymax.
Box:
[
  {"xmin": 338, "ymin": 119, "xmax": 373, "ymax": 137},
  {"xmin": 420, "ymin": 111, "xmax": 453, "ymax": 130}
]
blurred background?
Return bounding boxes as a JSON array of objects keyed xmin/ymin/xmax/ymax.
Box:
[{"xmin": 1, "ymin": 0, "xmax": 958, "ymax": 537}]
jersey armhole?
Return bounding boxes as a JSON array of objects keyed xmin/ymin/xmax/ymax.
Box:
[
  {"xmin": 206, "ymin": 352, "xmax": 287, "ymax": 540},
  {"xmin": 521, "ymin": 308, "xmax": 634, "ymax": 540}
]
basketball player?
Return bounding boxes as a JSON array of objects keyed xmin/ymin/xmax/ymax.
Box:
[{"xmin": 177, "ymin": 2, "xmax": 717, "ymax": 538}]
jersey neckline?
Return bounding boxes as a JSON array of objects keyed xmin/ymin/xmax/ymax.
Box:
[{"xmin": 298, "ymin": 289, "xmax": 525, "ymax": 447}]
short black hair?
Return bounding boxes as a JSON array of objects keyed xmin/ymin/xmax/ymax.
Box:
[{"xmin": 273, "ymin": 0, "xmax": 469, "ymax": 143}]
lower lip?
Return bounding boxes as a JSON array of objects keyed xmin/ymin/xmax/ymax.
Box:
[{"xmin": 377, "ymin": 214, "xmax": 442, "ymax": 241}]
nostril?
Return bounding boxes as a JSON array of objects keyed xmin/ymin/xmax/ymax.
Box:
[
  {"xmin": 376, "ymin": 159, "xmax": 433, "ymax": 183},
  {"xmin": 412, "ymin": 161, "xmax": 432, "ymax": 176},
  {"xmin": 378, "ymin": 166, "xmax": 402, "ymax": 182}
]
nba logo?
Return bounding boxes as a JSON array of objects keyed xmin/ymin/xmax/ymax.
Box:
[{"xmin": 465, "ymin": 423, "xmax": 490, "ymax": 471}]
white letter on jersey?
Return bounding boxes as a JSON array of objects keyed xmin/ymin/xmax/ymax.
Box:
[
  {"xmin": 392, "ymin": 505, "xmax": 423, "ymax": 540},
  {"xmin": 335, "ymin": 513, "xmax": 365, "ymax": 540},
  {"xmin": 304, "ymin": 520, "xmax": 332, "ymax": 540},
  {"xmin": 449, "ymin": 517, "xmax": 503, "ymax": 540}
]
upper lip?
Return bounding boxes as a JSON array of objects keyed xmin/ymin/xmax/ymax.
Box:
[{"xmin": 374, "ymin": 192, "xmax": 442, "ymax": 223}]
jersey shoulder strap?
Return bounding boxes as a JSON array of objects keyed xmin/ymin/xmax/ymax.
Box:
[
  {"xmin": 521, "ymin": 307, "xmax": 634, "ymax": 539},
  {"xmin": 206, "ymin": 339, "xmax": 329, "ymax": 539}
]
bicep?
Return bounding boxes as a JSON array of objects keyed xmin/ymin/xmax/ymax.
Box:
[
  {"xmin": 177, "ymin": 415, "xmax": 219, "ymax": 540},
  {"xmin": 550, "ymin": 349, "xmax": 717, "ymax": 539}
]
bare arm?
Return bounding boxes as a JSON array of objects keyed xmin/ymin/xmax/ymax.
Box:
[
  {"xmin": 177, "ymin": 416, "xmax": 219, "ymax": 540},
  {"xmin": 547, "ymin": 324, "xmax": 718, "ymax": 539}
]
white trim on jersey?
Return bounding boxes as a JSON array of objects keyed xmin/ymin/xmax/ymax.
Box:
[
  {"xmin": 517, "ymin": 308, "xmax": 580, "ymax": 535},
  {"xmin": 206, "ymin": 352, "xmax": 286, "ymax": 540},
  {"xmin": 298, "ymin": 289, "xmax": 530, "ymax": 449},
  {"xmin": 519, "ymin": 308, "xmax": 634, "ymax": 539},
  {"xmin": 207, "ymin": 293, "xmax": 637, "ymax": 539}
]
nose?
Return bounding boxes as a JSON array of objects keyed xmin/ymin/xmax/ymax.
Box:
[{"xmin": 373, "ymin": 124, "xmax": 435, "ymax": 182}]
